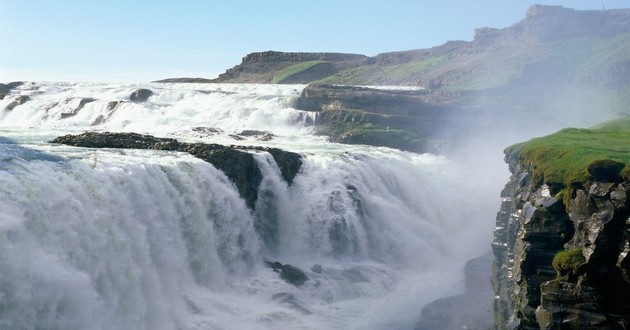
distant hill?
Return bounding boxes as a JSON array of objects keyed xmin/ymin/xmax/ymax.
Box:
[
  {"xmin": 209, "ymin": 51, "xmax": 368, "ymax": 84},
  {"xmin": 155, "ymin": 5, "xmax": 630, "ymax": 153},
  {"xmin": 211, "ymin": 6, "xmax": 630, "ymax": 90}
]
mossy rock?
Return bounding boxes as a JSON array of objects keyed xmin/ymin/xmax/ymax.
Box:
[
  {"xmin": 552, "ymin": 248, "xmax": 585, "ymax": 277},
  {"xmin": 338, "ymin": 128, "xmax": 427, "ymax": 153}
]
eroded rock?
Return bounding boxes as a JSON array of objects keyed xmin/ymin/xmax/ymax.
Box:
[
  {"xmin": 129, "ymin": 89, "xmax": 153, "ymax": 102},
  {"xmin": 493, "ymin": 157, "xmax": 630, "ymax": 329}
]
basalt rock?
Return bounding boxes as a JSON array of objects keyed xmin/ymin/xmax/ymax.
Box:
[
  {"xmin": 129, "ymin": 89, "xmax": 154, "ymax": 102},
  {"xmin": 91, "ymin": 101, "xmax": 124, "ymax": 126},
  {"xmin": 4, "ymin": 95, "xmax": 31, "ymax": 111},
  {"xmin": 294, "ymin": 84, "xmax": 469, "ymax": 153},
  {"xmin": 50, "ymin": 132, "xmax": 303, "ymax": 209},
  {"xmin": 1, "ymin": 82, "xmax": 25, "ymax": 100},
  {"xmin": 59, "ymin": 97, "xmax": 97, "ymax": 119},
  {"xmin": 493, "ymin": 155, "xmax": 630, "ymax": 329},
  {"xmin": 266, "ymin": 261, "xmax": 309, "ymax": 287}
]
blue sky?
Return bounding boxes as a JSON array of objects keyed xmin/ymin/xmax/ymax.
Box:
[{"xmin": 0, "ymin": 0, "xmax": 627, "ymax": 82}]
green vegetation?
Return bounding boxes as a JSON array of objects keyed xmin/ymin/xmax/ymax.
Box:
[
  {"xmin": 506, "ymin": 121, "xmax": 630, "ymax": 192},
  {"xmin": 552, "ymin": 248, "xmax": 585, "ymax": 276},
  {"xmin": 316, "ymin": 56, "xmax": 450, "ymax": 86},
  {"xmin": 339, "ymin": 128, "xmax": 426, "ymax": 153},
  {"xmin": 271, "ymin": 61, "xmax": 325, "ymax": 83}
]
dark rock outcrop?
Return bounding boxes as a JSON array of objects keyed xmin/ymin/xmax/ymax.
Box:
[
  {"xmin": 4, "ymin": 95, "xmax": 31, "ymax": 111},
  {"xmin": 0, "ymin": 81, "xmax": 24, "ymax": 99},
  {"xmin": 294, "ymin": 84, "xmax": 469, "ymax": 153},
  {"xmin": 50, "ymin": 132, "xmax": 302, "ymax": 209},
  {"xmin": 59, "ymin": 97, "xmax": 97, "ymax": 119},
  {"xmin": 237, "ymin": 130, "xmax": 275, "ymax": 141},
  {"xmin": 91, "ymin": 101, "xmax": 123, "ymax": 126},
  {"xmin": 129, "ymin": 89, "xmax": 154, "ymax": 102},
  {"xmin": 266, "ymin": 261, "xmax": 309, "ymax": 286},
  {"xmin": 493, "ymin": 154, "xmax": 630, "ymax": 329}
]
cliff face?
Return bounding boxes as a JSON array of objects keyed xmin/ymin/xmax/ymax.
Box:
[
  {"xmin": 211, "ymin": 51, "xmax": 367, "ymax": 84},
  {"xmin": 493, "ymin": 157, "xmax": 630, "ymax": 329},
  {"xmin": 294, "ymin": 84, "xmax": 479, "ymax": 153}
]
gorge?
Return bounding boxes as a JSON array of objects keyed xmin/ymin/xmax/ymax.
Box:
[{"xmin": 3, "ymin": 4, "xmax": 630, "ymax": 330}]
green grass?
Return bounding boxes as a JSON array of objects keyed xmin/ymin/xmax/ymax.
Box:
[
  {"xmin": 552, "ymin": 248, "xmax": 585, "ymax": 276},
  {"xmin": 506, "ymin": 119, "xmax": 630, "ymax": 197},
  {"xmin": 271, "ymin": 61, "xmax": 325, "ymax": 83},
  {"xmin": 316, "ymin": 56, "xmax": 451, "ymax": 86}
]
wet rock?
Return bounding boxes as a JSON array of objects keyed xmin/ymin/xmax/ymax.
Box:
[
  {"xmin": 494, "ymin": 159, "xmax": 630, "ymax": 328},
  {"xmin": 91, "ymin": 101, "xmax": 124, "ymax": 126},
  {"xmin": 237, "ymin": 130, "xmax": 275, "ymax": 141},
  {"xmin": 59, "ymin": 97, "xmax": 96, "ymax": 119},
  {"xmin": 50, "ymin": 132, "xmax": 302, "ymax": 210},
  {"xmin": 271, "ymin": 292, "xmax": 312, "ymax": 315},
  {"xmin": 0, "ymin": 81, "xmax": 23, "ymax": 96},
  {"xmin": 191, "ymin": 127, "xmax": 223, "ymax": 136},
  {"xmin": 311, "ymin": 264, "xmax": 322, "ymax": 274},
  {"xmin": 228, "ymin": 134, "xmax": 245, "ymax": 141},
  {"xmin": 129, "ymin": 89, "xmax": 153, "ymax": 102},
  {"xmin": 238, "ymin": 129, "xmax": 272, "ymax": 137},
  {"xmin": 5, "ymin": 95, "xmax": 30, "ymax": 111},
  {"xmin": 266, "ymin": 261, "xmax": 308, "ymax": 286}
]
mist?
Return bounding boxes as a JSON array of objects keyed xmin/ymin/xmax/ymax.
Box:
[{"xmin": 2, "ymin": 3, "xmax": 630, "ymax": 330}]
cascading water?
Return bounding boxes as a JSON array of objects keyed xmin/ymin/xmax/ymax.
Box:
[{"xmin": 0, "ymin": 82, "xmax": 498, "ymax": 329}]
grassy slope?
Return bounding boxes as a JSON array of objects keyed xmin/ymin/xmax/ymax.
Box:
[
  {"xmin": 313, "ymin": 31, "xmax": 630, "ymax": 94},
  {"xmin": 505, "ymin": 118, "xmax": 630, "ymax": 195},
  {"xmin": 271, "ymin": 61, "xmax": 325, "ymax": 83}
]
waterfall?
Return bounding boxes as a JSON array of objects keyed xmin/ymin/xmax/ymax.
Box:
[{"xmin": 0, "ymin": 82, "xmax": 496, "ymax": 329}]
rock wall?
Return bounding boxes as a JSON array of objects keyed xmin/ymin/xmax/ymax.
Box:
[
  {"xmin": 294, "ymin": 84, "xmax": 490, "ymax": 153},
  {"xmin": 240, "ymin": 51, "xmax": 367, "ymax": 64},
  {"xmin": 492, "ymin": 156, "xmax": 630, "ymax": 329},
  {"xmin": 212, "ymin": 51, "xmax": 367, "ymax": 84}
]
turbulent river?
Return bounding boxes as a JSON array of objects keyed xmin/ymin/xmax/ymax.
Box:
[{"xmin": 0, "ymin": 82, "xmax": 500, "ymax": 330}]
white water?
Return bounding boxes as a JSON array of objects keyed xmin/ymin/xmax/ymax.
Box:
[{"xmin": 0, "ymin": 82, "xmax": 498, "ymax": 329}]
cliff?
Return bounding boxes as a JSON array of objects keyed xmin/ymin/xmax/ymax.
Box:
[
  {"xmin": 492, "ymin": 123, "xmax": 630, "ymax": 329},
  {"xmin": 211, "ymin": 51, "xmax": 367, "ymax": 84},
  {"xmin": 294, "ymin": 84, "xmax": 476, "ymax": 153},
  {"xmin": 208, "ymin": 6, "xmax": 630, "ymax": 95}
]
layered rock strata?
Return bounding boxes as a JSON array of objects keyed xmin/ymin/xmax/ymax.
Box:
[{"xmin": 493, "ymin": 157, "xmax": 630, "ymax": 329}]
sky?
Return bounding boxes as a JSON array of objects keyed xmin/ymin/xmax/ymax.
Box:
[{"xmin": 1, "ymin": 0, "xmax": 628, "ymax": 82}]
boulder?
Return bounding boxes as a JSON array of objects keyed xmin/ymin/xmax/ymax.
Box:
[
  {"xmin": 311, "ymin": 264, "xmax": 322, "ymax": 274},
  {"xmin": 266, "ymin": 261, "xmax": 308, "ymax": 286},
  {"xmin": 129, "ymin": 89, "xmax": 153, "ymax": 102},
  {"xmin": 59, "ymin": 97, "xmax": 97, "ymax": 119},
  {"xmin": 5, "ymin": 95, "xmax": 31, "ymax": 111}
]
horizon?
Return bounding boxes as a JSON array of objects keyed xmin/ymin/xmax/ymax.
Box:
[{"xmin": 1, "ymin": 0, "xmax": 627, "ymax": 83}]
